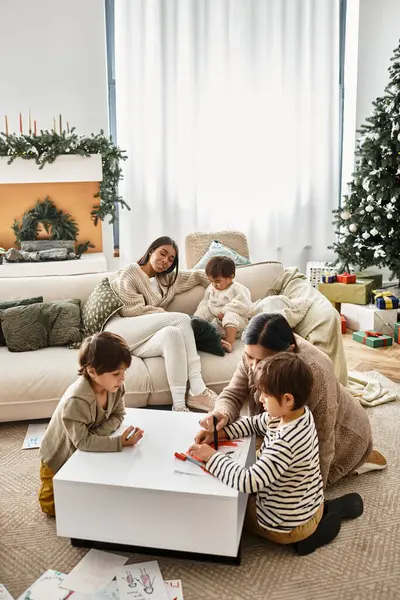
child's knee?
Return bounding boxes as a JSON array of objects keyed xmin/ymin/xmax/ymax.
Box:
[{"xmin": 222, "ymin": 312, "xmax": 240, "ymax": 329}]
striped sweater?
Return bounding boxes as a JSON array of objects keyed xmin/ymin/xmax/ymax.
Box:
[
  {"xmin": 206, "ymin": 406, "xmax": 324, "ymax": 532},
  {"xmin": 110, "ymin": 262, "xmax": 209, "ymax": 317}
]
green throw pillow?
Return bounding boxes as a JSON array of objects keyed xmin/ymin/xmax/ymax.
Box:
[
  {"xmin": 82, "ymin": 277, "xmax": 124, "ymax": 336},
  {"xmin": 191, "ymin": 316, "xmax": 226, "ymax": 356},
  {"xmin": 193, "ymin": 240, "xmax": 251, "ymax": 270},
  {"xmin": 0, "ymin": 296, "xmax": 43, "ymax": 346},
  {"xmin": 0, "ymin": 299, "xmax": 82, "ymax": 352}
]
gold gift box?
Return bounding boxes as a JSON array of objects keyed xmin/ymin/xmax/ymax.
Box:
[{"xmin": 318, "ymin": 279, "xmax": 374, "ymax": 306}]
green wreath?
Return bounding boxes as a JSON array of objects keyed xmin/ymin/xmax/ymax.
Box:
[{"xmin": 12, "ymin": 197, "xmax": 92, "ymax": 256}]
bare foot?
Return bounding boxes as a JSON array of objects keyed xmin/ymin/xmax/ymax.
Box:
[{"xmin": 221, "ymin": 340, "xmax": 233, "ymax": 352}]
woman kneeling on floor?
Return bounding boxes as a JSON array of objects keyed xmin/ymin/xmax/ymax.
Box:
[{"xmin": 189, "ymin": 352, "xmax": 364, "ymax": 554}]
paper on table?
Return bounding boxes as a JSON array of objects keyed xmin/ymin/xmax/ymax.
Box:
[
  {"xmin": 174, "ymin": 442, "xmax": 246, "ymax": 477},
  {"xmin": 116, "ymin": 561, "xmax": 169, "ymax": 600},
  {"xmin": 164, "ymin": 579, "xmax": 184, "ymax": 600},
  {"xmin": 16, "ymin": 570, "xmax": 69, "ymax": 600},
  {"xmin": 60, "ymin": 550, "xmax": 127, "ymax": 595},
  {"xmin": 21, "ymin": 422, "xmax": 48, "ymax": 449},
  {"xmin": 68, "ymin": 579, "xmax": 119, "ymax": 599},
  {"xmin": 0, "ymin": 584, "xmax": 15, "ymax": 600}
]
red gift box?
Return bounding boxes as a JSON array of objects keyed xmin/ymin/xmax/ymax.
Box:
[
  {"xmin": 340, "ymin": 314, "xmax": 347, "ymax": 334},
  {"xmin": 337, "ymin": 272, "xmax": 356, "ymax": 284}
]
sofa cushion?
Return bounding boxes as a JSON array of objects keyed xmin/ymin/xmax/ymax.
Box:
[
  {"xmin": 82, "ymin": 277, "xmax": 124, "ymax": 335},
  {"xmin": 0, "ymin": 345, "xmax": 152, "ymax": 422},
  {"xmin": 0, "ymin": 296, "xmax": 43, "ymax": 346},
  {"xmin": 193, "ymin": 240, "xmax": 251, "ymax": 270},
  {"xmin": 0, "ymin": 299, "xmax": 82, "ymax": 352},
  {"xmin": 191, "ymin": 316, "xmax": 225, "ymax": 356}
]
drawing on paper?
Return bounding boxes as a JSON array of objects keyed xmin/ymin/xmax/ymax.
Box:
[{"xmin": 136, "ymin": 568, "xmax": 155, "ymax": 594}]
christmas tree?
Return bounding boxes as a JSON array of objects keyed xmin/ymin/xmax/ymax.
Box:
[{"xmin": 330, "ymin": 39, "xmax": 400, "ymax": 280}]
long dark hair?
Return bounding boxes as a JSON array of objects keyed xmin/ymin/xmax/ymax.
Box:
[
  {"xmin": 138, "ymin": 236, "xmax": 179, "ymax": 284},
  {"xmin": 244, "ymin": 313, "xmax": 298, "ymax": 352}
]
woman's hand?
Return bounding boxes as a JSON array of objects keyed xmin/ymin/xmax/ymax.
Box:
[
  {"xmin": 194, "ymin": 426, "xmax": 229, "ymax": 445},
  {"xmin": 199, "ymin": 411, "xmax": 229, "ymax": 432},
  {"xmin": 188, "ymin": 443, "xmax": 216, "ymax": 463},
  {"xmin": 121, "ymin": 426, "xmax": 144, "ymax": 447}
]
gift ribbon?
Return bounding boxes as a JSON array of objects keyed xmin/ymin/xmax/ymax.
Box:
[
  {"xmin": 361, "ymin": 330, "xmax": 389, "ymax": 346},
  {"xmin": 373, "ymin": 291, "xmax": 393, "ymax": 299}
]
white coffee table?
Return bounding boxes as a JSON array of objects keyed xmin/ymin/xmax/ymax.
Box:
[{"xmin": 54, "ymin": 408, "xmax": 255, "ymax": 564}]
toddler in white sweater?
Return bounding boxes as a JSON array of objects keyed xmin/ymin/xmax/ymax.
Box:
[{"xmin": 194, "ymin": 256, "xmax": 252, "ymax": 352}]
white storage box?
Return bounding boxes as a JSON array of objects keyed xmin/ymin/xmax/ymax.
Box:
[{"xmin": 341, "ymin": 303, "xmax": 400, "ymax": 336}]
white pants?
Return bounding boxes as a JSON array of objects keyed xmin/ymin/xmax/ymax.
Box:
[
  {"xmin": 106, "ymin": 312, "xmax": 205, "ymax": 392},
  {"xmin": 200, "ymin": 308, "xmax": 248, "ymax": 336}
]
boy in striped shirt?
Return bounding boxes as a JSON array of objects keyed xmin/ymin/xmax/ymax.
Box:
[{"xmin": 189, "ymin": 352, "xmax": 363, "ymax": 555}]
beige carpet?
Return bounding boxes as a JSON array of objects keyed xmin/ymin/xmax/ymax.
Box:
[{"xmin": 1, "ymin": 401, "xmax": 400, "ymax": 600}]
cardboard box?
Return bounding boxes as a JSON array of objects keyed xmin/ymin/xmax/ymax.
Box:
[
  {"xmin": 341, "ymin": 303, "xmax": 400, "ymax": 336},
  {"xmin": 352, "ymin": 330, "xmax": 393, "ymax": 348},
  {"xmin": 318, "ymin": 279, "xmax": 374, "ymax": 305}
]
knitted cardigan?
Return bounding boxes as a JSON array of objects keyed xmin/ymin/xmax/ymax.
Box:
[
  {"xmin": 110, "ymin": 262, "xmax": 209, "ymax": 317},
  {"xmin": 214, "ymin": 335, "xmax": 373, "ymax": 488}
]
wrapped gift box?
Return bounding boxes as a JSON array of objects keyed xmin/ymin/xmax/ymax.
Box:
[
  {"xmin": 318, "ymin": 279, "xmax": 374, "ymax": 305},
  {"xmin": 341, "ymin": 303, "xmax": 399, "ymax": 336},
  {"xmin": 352, "ymin": 330, "xmax": 393, "ymax": 348},
  {"xmin": 355, "ymin": 271, "xmax": 383, "ymax": 290},
  {"xmin": 395, "ymin": 323, "xmax": 400, "ymax": 344},
  {"xmin": 337, "ymin": 273, "xmax": 357, "ymax": 284},
  {"xmin": 340, "ymin": 314, "xmax": 347, "ymax": 334},
  {"xmin": 373, "ymin": 292, "xmax": 399, "ymax": 310},
  {"xmin": 322, "ymin": 273, "xmax": 337, "ymax": 283}
]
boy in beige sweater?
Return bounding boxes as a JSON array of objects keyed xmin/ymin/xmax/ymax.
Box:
[{"xmin": 39, "ymin": 332, "xmax": 143, "ymax": 516}]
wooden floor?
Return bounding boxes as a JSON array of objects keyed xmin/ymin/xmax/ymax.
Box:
[{"xmin": 343, "ymin": 330, "xmax": 400, "ymax": 382}]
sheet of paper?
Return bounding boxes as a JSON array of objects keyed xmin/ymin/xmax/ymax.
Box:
[
  {"xmin": 164, "ymin": 579, "xmax": 184, "ymax": 600},
  {"xmin": 17, "ymin": 570, "xmax": 69, "ymax": 600},
  {"xmin": 60, "ymin": 550, "xmax": 127, "ymax": 596},
  {"xmin": 69, "ymin": 579, "xmax": 119, "ymax": 599},
  {"xmin": 0, "ymin": 584, "xmax": 15, "ymax": 600},
  {"xmin": 116, "ymin": 561, "xmax": 169, "ymax": 600},
  {"xmin": 21, "ymin": 422, "xmax": 48, "ymax": 449},
  {"xmin": 174, "ymin": 442, "xmax": 245, "ymax": 477}
]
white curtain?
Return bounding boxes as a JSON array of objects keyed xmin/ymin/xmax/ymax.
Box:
[{"xmin": 115, "ymin": 0, "xmax": 339, "ymax": 269}]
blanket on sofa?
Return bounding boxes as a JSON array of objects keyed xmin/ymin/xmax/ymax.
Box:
[{"xmin": 265, "ymin": 267, "xmax": 348, "ymax": 386}]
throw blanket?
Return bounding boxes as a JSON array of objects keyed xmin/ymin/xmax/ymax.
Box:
[
  {"xmin": 348, "ymin": 370, "xmax": 400, "ymax": 407},
  {"xmin": 251, "ymin": 294, "xmax": 313, "ymax": 328}
]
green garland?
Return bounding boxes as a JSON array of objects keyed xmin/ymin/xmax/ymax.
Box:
[
  {"xmin": 0, "ymin": 128, "xmax": 129, "ymax": 224},
  {"xmin": 12, "ymin": 197, "xmax": 92, "ymax": 256}
]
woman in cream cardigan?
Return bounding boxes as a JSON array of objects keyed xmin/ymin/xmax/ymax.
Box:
[
  {"xmin": 110, "ymin": 236, "xmax": 217, "ymax": 412},
  {"xmin": 196, "ymin": 313, "xmax": 387, "ymax": 488}
]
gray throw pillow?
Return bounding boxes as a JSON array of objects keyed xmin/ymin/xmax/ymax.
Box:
[
  {"xmin": 0, "ymin": 296, "xmax": 43, "ymax": 346},
  {"xmin": 0, "ymin": 299, "xmax": 82, "ymax": 352},
  {"xmin": 82, "ymin": 277, "xmax": 124, "ymax": 336}
]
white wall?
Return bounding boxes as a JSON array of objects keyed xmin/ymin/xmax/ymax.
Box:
[
  {"xmin": 0, "ymin": 0, "xmax": 109, "ymax": 136},
  {"xmin": 0, "ymin": 0, "xmax": 117, "ymax": 267}
]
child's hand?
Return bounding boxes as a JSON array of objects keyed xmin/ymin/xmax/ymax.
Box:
[
  {"xmin": 121, "ymin": 426, "xmax": 144, "ymax": 447},
  {"xmin": 188, "ymin": 443, "xmax": 216, "ymax": 463},
  {"xmin": 218, "ymin": 312, "xmax": 225, "ymax": 321}
]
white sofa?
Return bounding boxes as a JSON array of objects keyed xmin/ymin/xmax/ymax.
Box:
[{"xmin": 0, "ymin": 260, "xmax": 347, "ymax": 423}]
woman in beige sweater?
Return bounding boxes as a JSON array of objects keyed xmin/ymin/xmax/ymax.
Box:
[
  {"xmin": 196, "ymin": 313, "xmax": 387, "ymax": 488},
  {"xmin": 110, "ymin": 236, "xmax": 217, "ymax": 412}
]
